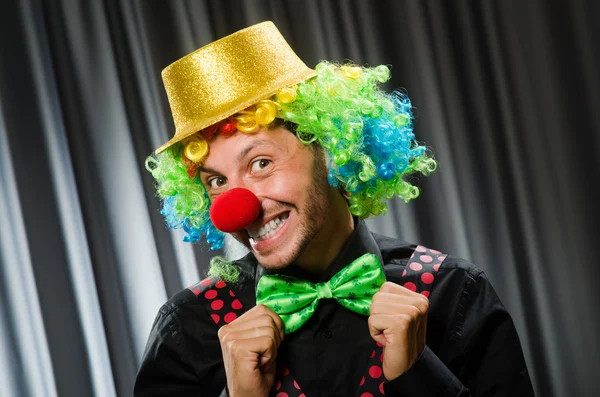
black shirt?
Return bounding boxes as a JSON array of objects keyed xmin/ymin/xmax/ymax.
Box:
[{"xmin": 134, "ymin": 220, "xmax": 535, "ymax": 396}]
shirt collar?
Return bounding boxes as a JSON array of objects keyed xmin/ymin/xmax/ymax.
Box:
[{"xmin": 253, "ymin": 217, "xmax": 384, "ymax": 286}]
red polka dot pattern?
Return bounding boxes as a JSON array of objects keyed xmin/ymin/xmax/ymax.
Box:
[
  {"xmin": 355, "ymin": 245, "xmax": 446, "ymax": 396},
  {"xmin": 211, "ymin": 300, "xmax": 224, "ymax": 310},
  {"xmin": 272, "ymin": 365, "xmax": 304, "ymax": 397},
  {"xmin": 200, "ymin": 278, "xmax": 212, "ymax": 287},
  {"xmin": 369, "ymin": 365, "xmax": 383, "ymax": 379},
  {"xmin": 215, "ymin": 280, "xmax": 226, "ymax": 288},
  {"xmin": 187, "ymin": 276, "xmax": 247, "ymax": 329},
  {"xmin": 400, "ymin": 245, "xmax": 447, "ymax": 299},
  {"xmin": 232, "ymin": 299, "xmax": 243, "ymax": 310},
  {"xmin": 189, "ymin": 277, "xmax": 306, "ymax": 397},
  {"xmin": 224, "ymin": 312, "xmax": 237, "ymax": 323},
  {"xmin": 421, "ymin": 272, "xmax": 434, "ymax": 284},
  {"xmin": 358, "ymin": 349, "xmax": 386, "ymax": 395},
  {"xmin": 195, "ymin": 245, "xmax": 446, "ymax": 397}
]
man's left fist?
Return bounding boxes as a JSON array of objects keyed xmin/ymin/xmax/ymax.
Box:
[{"xmin": 368, "ymin": 281, "xmax": 429, "ymax": 381}]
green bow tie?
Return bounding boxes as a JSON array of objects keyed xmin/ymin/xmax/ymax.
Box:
[{"xmin": 256, "ymin": 253, "xmax": 386, "ymax": 334}]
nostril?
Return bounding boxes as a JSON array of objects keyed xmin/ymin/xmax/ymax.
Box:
[{"xmin": 209, "ymin": 188, "xmax": 261, "ymax": 233}]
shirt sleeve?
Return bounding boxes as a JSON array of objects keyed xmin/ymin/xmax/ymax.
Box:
[
  {"xmin": 383, "ymin": 346, "xmax": 468, "ymax": 396},
  {"xmin": 384, "ymin": 267, "xmax": 535, "ymax": 397},
  {"xmin": 133, "ymin": 298, "xmax": 227, "ymax": 397}
]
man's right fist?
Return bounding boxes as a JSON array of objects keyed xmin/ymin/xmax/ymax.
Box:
[{"xmin": 217, "ymin": 304, "xmax": 284, "ymax": 397}]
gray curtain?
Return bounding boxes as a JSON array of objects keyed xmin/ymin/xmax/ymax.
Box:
[{"xmin": 1, "ymin": 0, "xmax": 598, "ymax": 396}]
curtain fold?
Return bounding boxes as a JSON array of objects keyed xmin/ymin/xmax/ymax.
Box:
[
  {"xmin": 18, "ymin": 1, "xmax": 117, "ymax": 395},
  {"xmin": 1, "ymin": 1, "xmax": 598, "ymax": 396},
  {"xmin": 0, "ymin": 98, "xmax": 58, "ymax": 397}
]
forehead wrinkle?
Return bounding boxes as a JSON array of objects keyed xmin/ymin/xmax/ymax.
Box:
[{"xmin": 199, "ymin": 138, "xmax": 278, "ymax": 176}]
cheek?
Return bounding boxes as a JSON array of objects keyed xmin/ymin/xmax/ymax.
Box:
[{"xmin": 256, "ymin": 169, "xmax": 314, "ymax": 202}]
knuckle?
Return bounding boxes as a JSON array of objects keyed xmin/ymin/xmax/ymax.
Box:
[
  {"xmin": 367, "ymin": 316, "xmax": 377, "ymax": 331},
  {"xmin": 275, "ymin": 314, "xmax": 284, "ymax": 328},
  {"xmin": 400, "ymin": 313, "xmax": 415, "ymax": 327},
  {"xmin": 270, "ymin": 313, "xmax": 284, "ymax": 331},
  {"xmin": 408, "ymin": 305, "xmax": 421, "ymax": 318},
  {"xmin": 258, "ymin": 325, "xmax": 272, "ymax": 338},
  {"xmin": 267, "ymin": 333, "xmax": 278, "ymax": 347},
  {"xmin": 227, "ymin": 339, "xmax": 239, "ymax": 354},
  {"xmin": 371, "ymin": 292, "xmax": 381, "ymax": 304},
  {"xmin": 412, "ymin": 295, "xmax": 429, "ymax": 314},
  {"xmin": 391, "ymin": 315, "xmax": 409, "ymax": 332},
  {"xmin": 257, "ymin": 304, "xmax": 271, "ymax": 315},
  {"xmin": 269, "ymin": 324, "xmax": 280, "ymax": 339},
  {"xmin": 217, "ymin": 325, "xmax": 229, "ymax": 341},
  {"xmin": 419, "ymin": 295, "xmax": 430, "ymax": 311},
  {"xmin": 219, "ymin": 331, "xmax": 234, "ymax": 346}
]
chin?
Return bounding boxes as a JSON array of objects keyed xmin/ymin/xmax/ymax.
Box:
[
  {"xmin": 231, "ymin": 203, "xmax": 324, "ymax": 271},
  {"xmin": 254, "ymin": 259, "xmax": 291, "ymax": 272},
  {"xmin": 229, "ymin": 231, "xmax": 297, "ymax": 270},
  {"xmin": 252, "ymin": 243, "xmax": 302, "ymax": 271}
]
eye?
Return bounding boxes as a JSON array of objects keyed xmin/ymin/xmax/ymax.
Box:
[
  {"xmin": 251, "ymin": 158, "xmax": 272, "ymax": 172},
  {"xmin": 208, "ymin": 176, "xmax": 228, "ymax": 189}
]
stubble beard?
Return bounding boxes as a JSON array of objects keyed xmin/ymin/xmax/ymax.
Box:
[{"xmin": 255, "ymin": 148, "xmax": 332, "ymax": 271}]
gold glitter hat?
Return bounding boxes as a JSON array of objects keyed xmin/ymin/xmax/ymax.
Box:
[{"xmin": 155, "ymin": 21, "xmax": 316, "ymax": 154}]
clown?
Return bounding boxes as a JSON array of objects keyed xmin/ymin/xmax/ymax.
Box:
[{"xmin": 135, "ymin": 22, "xmax": 534, "ymax": 397}]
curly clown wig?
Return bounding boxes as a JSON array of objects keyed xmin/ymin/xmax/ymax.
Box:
[
  {"xmin": 146, "ymin": 61, "xmax": 436, "ymax": 251},
  {"xmin": 145, "ymin": 21, "xmax": 436, "ymax": 261}
]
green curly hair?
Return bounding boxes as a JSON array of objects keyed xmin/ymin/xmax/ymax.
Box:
[{"xmin": 145, "ymin": 61, "xmax": 436, "ymax": 252}]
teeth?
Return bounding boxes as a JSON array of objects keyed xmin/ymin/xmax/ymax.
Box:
[{"xmin": 248, "ymin": 213, "xmax": 289, "ymax": 241}]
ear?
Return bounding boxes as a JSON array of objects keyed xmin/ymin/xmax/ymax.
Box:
[{"xmin": 338, "ymin": 185, "xmax": 350, "ymax": 202}]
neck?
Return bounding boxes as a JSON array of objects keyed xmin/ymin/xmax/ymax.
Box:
[{"xmin": 294, "ymin": 192, "xmax": 355, "ymax": 274}]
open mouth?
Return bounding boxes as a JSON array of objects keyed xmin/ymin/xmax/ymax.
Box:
[{"xmin": 247, "ymin": 212, "xmax": 289, "ymax": 244}]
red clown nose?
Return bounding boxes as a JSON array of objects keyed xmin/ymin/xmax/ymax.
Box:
[{"xmin": 209, "ymin": 188, "xmax": 261, "ymax": 233}]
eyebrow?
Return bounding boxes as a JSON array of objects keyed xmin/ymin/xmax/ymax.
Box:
[
  {"xmin": 197, "ymin": 165, "xmax": 220, "ymax": 174},
  {"xmin": 197, "ymin": 139, "xmax": 275, "ymax": 175},
  {"xmin": 235, "ymin": 139, "xmax": 273, "ymax": 163}
]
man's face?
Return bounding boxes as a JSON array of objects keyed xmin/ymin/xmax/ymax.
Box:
[{"xmin": 199, "ymin": 126, "xmax": 336, "ymax": 270}]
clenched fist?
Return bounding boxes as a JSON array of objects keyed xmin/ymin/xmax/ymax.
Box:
[
  {"xmin": 218, "ymin": 304, "xmax": 284, "ymax": 397},
  {"xmin": 368, "ymin": 281, "xmax": 430, "ymax": 381}
]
